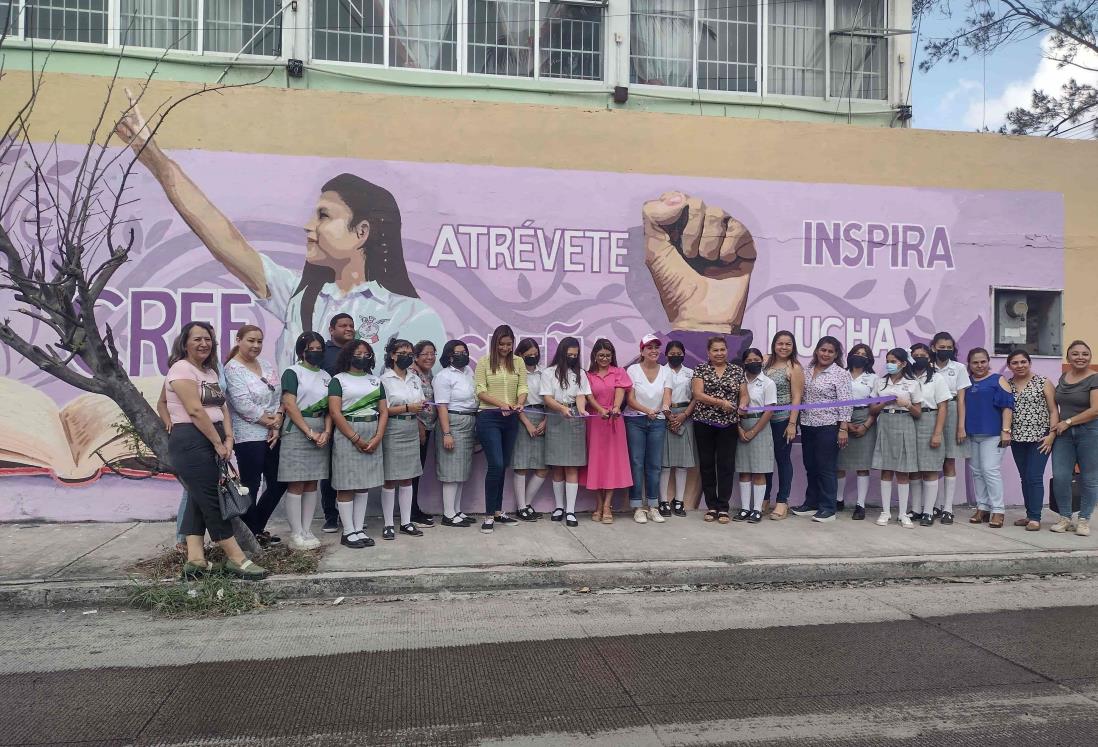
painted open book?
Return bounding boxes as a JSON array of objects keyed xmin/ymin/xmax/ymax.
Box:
[{"xmin": 0, "ymin": 376, "xmax": 168, "ymax": 484}]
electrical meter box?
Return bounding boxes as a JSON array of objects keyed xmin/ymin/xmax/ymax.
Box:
[{"xmin": 992, "ymin": 288, "xmax": 1063, "ymax": 357}]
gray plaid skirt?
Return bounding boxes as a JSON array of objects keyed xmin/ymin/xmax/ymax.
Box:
[
  {"xmin": 331, "ymin": 420, "xmax": 384, "ymax": 492},
  {"xmin": 436, "ymin": 412, "xmax": 477, "ymax": 483},
  {"xmin": 914, "ymin": 409, "xmax": 947, "ymax": 472},
  {"xmin": 383, "ymin": 416, "xmax": 423, "ymax": 482},
  {"xmin": 942, "ymin": 401, "xmax": 965, "ymax": 459},
  {"xmin": 735, "ymin": 415, "xmax": 774, "ymax": 474},
  {"xmin": 871, "ymin": 411, "xmax": 920, "ymax": 472},
  {"xmin": 511, "ymin": 409, "xmax": 547, "ymax": 470},
  {"xmin": 544, "ymin": 411, "xmax": 587, "ymax": 467},
  {"xmin": 277, "ymin": 415, "xmax": 330, "ymax": 482},
  {"xmin": 839, "ymin": 407, "xmax": 877, "ymax": 470},
  {"xmin": 662, "ymin": 405, "xmax": 697, "ymax": 468}
]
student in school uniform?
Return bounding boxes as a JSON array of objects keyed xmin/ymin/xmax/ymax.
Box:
[
  {"xmin": 540, "ymin": 336, "xmax": 591, "ymax": 527},
  {"xmin": 734, "ymin": 348, "xmax": 776, "ymax": 523},
  {"xmin": 660, "ymin": 340, "xmax": 696, "ymax": 518},
  {"xmin": 327, "ymin": 339, "xmax": 387, "ymax": 549},
  {"xmin": 278, "ymin": 331, "xmax": 333, "ymax": 551},
  {"xmin": 379, "ymin": 337, "xmax": 427, "ymax": 540},
  {"xmin": 837, "ymin": 344, "xmax": 878, "ymax": 521},
  {"xmin": 625, "ymin": 334, "xmax": 673, "ymax": 523},
  {"xmin": 910, "ymin": 343, "xmax": 951, "ymax": 526},
  {"xmin": 870, "ymin": 348, "xmax": 923, "ymax": 528},
  {"xmin": 434, "ymin": 340, "xmax": 480, "ymax": 528},
  {"xmin": 930, "ymin": 331, "xmax": 971, "ymax": 522},
  {"xmin": 511, "ymin": 338, "xmax": 548, "ymax": 522}
]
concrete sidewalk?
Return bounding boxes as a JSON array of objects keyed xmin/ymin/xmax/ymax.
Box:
[{"xmin": 2, "ymin": 507, "xmax": 1097, "ymax": 608}]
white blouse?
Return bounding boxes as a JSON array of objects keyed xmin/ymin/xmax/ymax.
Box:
[
  {"xmin": 524, "ymin": 368, "xmax": 546, "ymax": 406},
  {"xmin": 873, "ymin": 375, "xmax": 924, "ymax": 410},
  {"xmin": 626, "ymin": 363, "xmax": 671, "ymax": 415},
  {"xmin": 849, "ymin": 371, "xmax": 877, "ymax": 400},
  {"xmin": 744, "ymin": 373, "xmax": 778, "ymax": 409},
  {"xmin": 539, "ymin": 368, "xmax": 592, "ymax": 406},
  {"xmin": 666, "ymin": 365, "xmax": 695, "ymax": 404},
  {"xmin": 934, "ymin": 359, "xmax": 972, "ymax": 396},
  {"xmin": 380, "ymin": 367, "xmax": 425, "ymax": 408},
  {"xmin": 434, "ymin": 366, "xmax": 478, "ymax": 412},
  {"xmin": 916, "ymin": 372, "xmax": 952, "ymax": 410}
]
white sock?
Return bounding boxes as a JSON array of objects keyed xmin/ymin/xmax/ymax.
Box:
[
  {"xmin": 456, "ymin": 483, "xmax": 467, "ymax": 518},
  {"xmin": 923, "ymin": 479, "xmax": 940, "ymax": 516},
  {"xmin": 512, "ymin": 472, "xmax": 526, "ymax": 511},
  {"xmin": 837, "ymin": 475, "xmax": 847, "ymax": 502},
  {"xmin": 442, "ymin": 482, "xmax": 458, "ymax": 518},
  {"xmin": 674, "ymin": 468, "xmax": 687, "ymax": 501},
  {"xmin": 856, "ymin": 475, "xmax": 869, "ymax": 507},
  {"xmin": 565, "ymin": 482, "xmax": 578, "ymax": 514},
  {"xmin": 943, "ymin": 476, "xmax": 957, "ymax": 512},
  {"xmin": 336, "ymin": 500, "xmax": 355, "ymax": 537},
  {"xmin": 398, "ymin": 484, "xmax": 413, "ymax": 526},
  {"xmin": 301, "ymin": 490, "xmax": 319, "ymax": 536},
  {"xmin": 739, "ymin": 481, "xmax": 751, "ymax": 511},
  {"xmin": 880, "ymin": 479, "xmax": 892, "ymax": 515},
  {"xmin": 752, "ymin": 483, "xmax": 765, "ymax": 512},
  {"xmin": 660, "ymin": 469, "xmax": 671, "ymax": 503},
  {"xmin": 352, "ymin": 492, "xmax": 369, "ymax": 533},
  {"xmin": 910, "ymin": 479, "xmax": 923, "ymax": 514},
  {"xmin": 283, "ymin": 491, "xmax": 304, "ymax": 536},
  {"xmin": 382, "ymin": 487, "xmax": 396, "ymax": 527},
  {"xmin": 898, "ymin": 483, "xmax": 910, "ymax": 518},
  {"xmin": 553, "ymin": 480, "xmax": 565, "ymax": 510},
  {"xmin": 526, "ymin": 474, "xmax": 545, "ymax": 506}
]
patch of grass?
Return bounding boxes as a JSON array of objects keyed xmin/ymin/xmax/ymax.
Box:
[
  {"xmin": 127, "ymin": 573, "xmax": 277, "ymax": 617},
  {"xmin": 128, "ymin": 543, "xmax": 323, "ymax": 580},
  {"xmin": 520, "ymin": 558, "xmax": 563, "ymax": 567}
]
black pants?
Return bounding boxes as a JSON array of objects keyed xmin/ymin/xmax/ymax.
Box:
[
  {"xmin": 410, "ymin": 429, "xmax": 433, "ymax": 519},
  {"xmin": 801, "ymin": 424, "xmax": 839, "ymax": 514},
  {"xmin": 694, "ymin": 422, "xmax": 739, "ymax": 514},
  {"xmin": 169, "ymin": 422, "xmax": 233, "ymax": 542},
  {"xmin": 235, "ymin": 439, "xmax": 288, "ymax": 534}
]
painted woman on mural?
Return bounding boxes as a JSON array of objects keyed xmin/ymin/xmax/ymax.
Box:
[{"xmin": 115, "ymin": 91, "xmax": 446, "ymax": 369}]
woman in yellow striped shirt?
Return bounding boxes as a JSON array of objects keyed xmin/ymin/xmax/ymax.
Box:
[{"xmin": 475, "ymin": 324, "xmax": 528, "ymax": 533}]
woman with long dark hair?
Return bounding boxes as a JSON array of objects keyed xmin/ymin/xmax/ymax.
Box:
[
  {"xmin": 965, "ymin": 347, "xmax": 1014, "ymax": 528},
  {"xmin": 540, "ymin": 337, "xmax": 591, "ymax": 526},
  {"xmin": 585, "ymin": 338, "xmax": 634, "ymax": 522},
  {"xmin": 434, "ymin": 340, "xmax": 479, "ymax": 527},
  {"xmin": 763, "ymin": 331, "xmax": 804, "ymax": 519},
  {"xmin": 512, "ymin": 338, "xmax": 548, "ymax": 521},
  {"xmin": 869, "ymin": 348, "xmax": 923, "ymax": 528},
  {"xmin": 379, "ymin": 338, "xmax": 427, "ymax": 540},
  {"xmin": 836, "ymin": 343, "xmax": 877, "ymax": 520}
]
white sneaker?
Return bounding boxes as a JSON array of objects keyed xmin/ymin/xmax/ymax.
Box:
[
  {"xmin": 288, "ymin": 533, "xmax": 309, "ymax": 551},
  {"xmin": 1050, "ymin": 517, "xmax": 1075, "ymax": 533},
  {"xmin": 1076, "ymin": 518, "xmax": 1091, "ymax": 537},
  {"xmin": 899, "ymin": 515, "xmax": 914, "ymax": 529},
  {"xmin": 648, "ymin": 507, "xmax": 666, "ymax": 523},
  {"xmin": 301, "ymin": 534, "xmax": 321, "ymax": 549},
  {"xmin": 875, "ymin": 512, "xmax": 890, "ymax": 526},
  {"xmin": 633, "ymin": 508, "xmax": 648, "ymax": 524}
]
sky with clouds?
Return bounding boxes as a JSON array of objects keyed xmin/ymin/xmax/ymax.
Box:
[{"xmin": 912, "ymin": 6, "xmax": 1098, "ymax": 137}]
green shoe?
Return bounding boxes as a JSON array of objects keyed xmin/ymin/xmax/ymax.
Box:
[
  {"xmin": 223, "ymin": 558, "xmax": 267, "ymax": 581},
  {"xmin": 181, "ymin": 560, "xmax": 214, "ymax": 580}
]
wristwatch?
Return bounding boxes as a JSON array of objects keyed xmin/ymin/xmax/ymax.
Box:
[{"xmin": 1066, "ymin": 418, "xmax": 1074, "ymax": 426}]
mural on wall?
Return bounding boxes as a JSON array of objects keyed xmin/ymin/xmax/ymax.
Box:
[{"xmin": 0, "ymin": 133, "xmax": 1065, "ymax": 520}]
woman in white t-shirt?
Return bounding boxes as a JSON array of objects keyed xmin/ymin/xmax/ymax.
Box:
[
  {"xmin": 734, "ymin": 348, "xmax": 776, "ymax": 523},
  {"xmin": 870, "ymin": 348, "xmax": 924, "ymax": 528},
  {"xmin": 625, "ymin": 335, "xmax": 673, "ymax": 524}
]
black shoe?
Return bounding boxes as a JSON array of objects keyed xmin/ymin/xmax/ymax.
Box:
[
  {"xmin": 321, "ymin": 518, "xmax": 340, "ymax": 533},
  {"xmin": 747, "ymin": 510, "xmax": 762, "ymax": 524},
  {"xmin": 459, "ymin": 514, "xmax": 477, "ymax": 526},
  {"xmin": 551, "ymin": 508, "xmax": 565, "ymax": 522},
  {"xmin": 480, "ymin": 520, "xmax": 495, "ymax": 534},
  {"xmin": 940, "ymin": 511, "xmax": 955, "ymax": 525},
  {"xmin": 441, "ymin": 515, "xmax": 470, "ymax": 527},
  {"xmin": 933, "ymin": 507, "xmax": 943, "ymax": 519},
  {"xmin": 399, "ymin": 523, "xmax": 424, "ymax": 537},
  {"xmin": 732, "ymin": 509, "xmax": 750, "ymax": 522},
  {"xmin": 565, "ymin": 512, "xmax": 578, "ymax": 527},
  {"xmin": 920, "ymin": 512, "xmax": 935, "ymax": 527},
  {"xmin": 852, "ymin": 505, "xmax": 866, "ymax": 521},
  {"xmin": 517, "ymin": 506, "xmax": 539, "ymax": 522},
  {"xmin": 382, "ymin": 526, "xmax": 395, "ymax": 541},
  {"xmin": 791, "ymin": 504, "xmax": 818, "ymax": 517},
  {"xmin": 358, "ymin": 534, "xmax": 375, "ymax": 547},
  {"xmin": 671, "ymin": 500, "xmax": 687, "ymax": 517},
  {"xmin": 907, "ymin": 510, "xmax": 919, "ymax": 521},
  {"xmin": 341, "ymin": 533, "xmax": 367, "ymax": 549},
  {"xmin": 495, "ymin": 514, "xmax": 519, "ymax": 525},
  {"xmin": 412, "ymin": 514, "xmax": 435, "ymax": 528},
  {"xmin": 811, "ymin": 511, "xmax": 837, "ymax": 523},
  {"xmin": 657, "ymin": 501, "xmax": 673, "ymax": 517},
  {"xmin": 256, "ymin": 531, "xmax": 281, "ymax": 547},
  {"xmin": 836, "ymin": 500, "xmax": 846, "ymax": 512}
]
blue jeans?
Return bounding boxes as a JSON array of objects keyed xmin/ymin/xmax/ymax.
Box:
[
  {"xmin": 476, "ymin": 410, "xmax": 519, "ymax": 515},
  {"xmin": 175, "ymin": 491, "xmax": 188, "ymax": 543},
  {"xmin": 970, "ymin": 434, "xmax": 1006, "ymax": 513},
  {"xmin": 764, "ymin": 419, "xmax": 794, "ymax": 504},
  {"xmin": 1052, "ymin": 420, "xmax": 1098, "ymax": 520},
  {"xmin": 800, "ymin": 424, "xmax": 838, "ymax": 514},
  {"xmin": 1010, "ymin": 441, "xmax": 1049, "ymax": 521},
  {"xmin": 626, "ymin": 417, "xmax": 667, "ymax": 507}
]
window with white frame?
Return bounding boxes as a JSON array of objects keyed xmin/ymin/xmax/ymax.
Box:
[
  {"xmin": 468, "ymin": 0, "xmax": 535, "ymax": 76},
  {"xmin": 767, "ymin": 0, "xmax": 825, "ymax": 96},
  {"xmin": 541, "ymin": 1, "xmax": 603, "ymax": 80},
  {"xmin": 830, "ymin": 0, "xmax": 887, "ymax": 100},
  {"xmin": 630, "ymin": 0, "xmax": 694, "ymax": 87},
  {"xmin": 24, "ymin": 0, "xmax": 109, "ymax": 44},
  {"xmin": 697, "ymin": 0, "xmax": 757, "ymax": 92},
  {"xmin": 205, "ymin": 0, "xmax": 282, "ymax": 56},
  {"xmin": 2, "ymin": 0, "xmax": 17, "ymax": 37},
  {"xmin": 390, "ymin": 0, "xmax": 457, "ymax": 70},
  {"xmin": 120, "ymin": 0, "xmax": 199, "ymax": 51},
  {"xmin": 313, "ymin": 0, "xmax": 385, "ymax": 65}
]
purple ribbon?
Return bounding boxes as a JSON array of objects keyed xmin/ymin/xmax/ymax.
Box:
[{"xmin": 744, "ymin": 395, "xmax": 896, "ymax": 414}]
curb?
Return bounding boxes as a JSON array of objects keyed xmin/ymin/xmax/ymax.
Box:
[{"xmin": 5, "ymin": 549, "xmax": 1098, "ymax": 609}]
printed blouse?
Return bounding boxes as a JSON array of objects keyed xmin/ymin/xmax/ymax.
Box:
[
  {"xmin": 411, "ymin": 365, "xmax": 437, "ymax": 430},
  {"xmin": 801, "ymin": 363, "xmax": 854, "ymax": 427},
  {"xmin": 224, "ymin": 358, "xmax": 280, "ymax": 443},
  {"xmin": 691, "ymin": 362, "xmax": 747, "ymax": 426},
  {"xmin": 765, "ymin": 364, "xmax": 794, "ymax": 423},
  {"xmin": 1010, "ymin": 375, "xmax": 1051, "ymax": 442}
]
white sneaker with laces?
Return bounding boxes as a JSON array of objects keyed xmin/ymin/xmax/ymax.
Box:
[
  {"xmin": 633, "ymin": 508, "xmax": 648, "ymax": 524},
  {"xmin": 1050, "ymin": 517, "xmax": 1074, "ymax": 533},
  {"xmin": 875, "ymin": 512, "xmax": 890, "ymax": 526},
  {"xmin": 301, "ymin": 534, "xmax": 321, "ymax": 549},
  {"xmin": 288, "ymin": 534, "xmax": 309, "ymax": 551},
  {"xmin": 1076, "ymin": 518, "xmax": 1091, "ymax": 536},
  {"xmin": 899, "ymin": 515, "xmax": 914, "ymax": 529},
  {"xmin": 648, "ymin": 507, "xmax": 666, "ymax": 523}
]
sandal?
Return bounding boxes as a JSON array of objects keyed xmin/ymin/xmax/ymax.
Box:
[
  {"xmin": 717, "ymin": 512, "xmax": 732, "ymax": 524},
  {"xmin": 704, "ymin": 510, "xmax": 718, "ymax": 522},
  {"xmin": 672, "ymin": 500, "xmax": 687, "ymax": 517},
  {"xmin": 551, "ymin": 508, "xmax": 565, "ymax": 522},
  {"xmin": 770, "ymin": 503, "xmax": 789, "ymax": 520},
  {"xmin": 592, "ymin": 508, "xmax": 603, "ymax": 522},
  {"xmin": 601, "ymin": 511, "xmax": 614, "ymax": 525},
  {"xmin": 181, "ymin": 560, "xmax": 214, "ymax": 580},
  {"xmin": 223, "ymin": 558, "xmax": 267, "ymax": 581}
]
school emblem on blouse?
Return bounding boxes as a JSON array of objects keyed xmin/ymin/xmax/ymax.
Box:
[{"xmin": 356, "ymin": 315, "xmax": 390, "ymax": 344}]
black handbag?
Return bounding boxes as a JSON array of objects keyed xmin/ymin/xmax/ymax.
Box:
[
  {"xmin": 1048, "ymin": 474, "xmax": 1081, "ymax": 515},
  {"xmin": 217, "ymin": 459, "xmax": 251, "ymax": 521}
]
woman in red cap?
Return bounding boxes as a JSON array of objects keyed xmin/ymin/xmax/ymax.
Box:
[{"xmin": 584, "ymin": 339, "xmax": 634, "ymax": 522}]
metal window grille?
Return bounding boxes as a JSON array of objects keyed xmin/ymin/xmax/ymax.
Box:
[
  {"xmin": 24, "ymin": 0, "xmax": 109, "ymax": 43},
  {"xmin": 120, "ymin": 0, "xmax": 199, "ymax": 51},
  {"xmin": 697, "ymin": 0, "xmax": 756, "ymax": 92},
  {"xmin": 767, "ymin": 0, "xmax": 825, "ymax": 96},
  {"xmin": 205, "ymin": 0, "xmax": 281, "ymax": 56},
  {"xmin": 1, "ymin": 0, "xmax": 18, "ymax": 37},
  {"xmin": 630, "ymin": 0, "xmax": 693, "ymax": 87},
  {"xmin": 389, "ymin": 0, "xmax": 457, "ymax": 71},
  {"xmin": 830, "ymin": 0, "xmax": 887, "ymax": 100},
  {"xmin": 468, "ymin": 0, "xmax": 535, "ymax": 77},
  {"xmin": 313, "ymin": 0, "xmax": 383, "ymax": 64},
  {"xmin": 540, "ymin": 1, "xmax": 602, "ymax": 81}
]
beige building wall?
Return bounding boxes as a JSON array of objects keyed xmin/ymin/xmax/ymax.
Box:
[{"xmin": 8, "ymin": 71, "xmax": 1098, "ymax": 345}]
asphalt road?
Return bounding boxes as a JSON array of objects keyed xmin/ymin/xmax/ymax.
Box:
[{"xmin": 4, "ymin": 577, "xmax": 1098, "ymax": 746}]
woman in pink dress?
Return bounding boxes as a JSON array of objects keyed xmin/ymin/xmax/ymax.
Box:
[{"xmin": 583, "ymin": 339, "xmax": 634, "ymax": 521}]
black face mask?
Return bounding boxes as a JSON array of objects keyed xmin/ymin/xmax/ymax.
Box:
[
  {"xmin": 848, "ymin": 354, "xmax": 869, "ymax": 370},
  {"xmin": 912, "ymin": 357, "xmax": 930, "ymax": 372},
  {"xmin": 523, "ymin": 354, "xmax": 540, "ymax": 367},
  {"xmin": 395, "ymin": 354, "xmax": 414, "ymax": 370},
  {"xmin": 744, "ymin": 362, "xmax": 763, "ymax": 375},
  {"xmin": 566, "ymin": 355, "xmax": 579, "ymax": 365},
  {"xmin": 935, "ymin": 349, "xmax": 955, "ymax": 362},
  {"xmin": 667, "ymin": 355, "xmax": 685, "ymax": 368},
  {"xmin": 451, "ymin": 353, "xmax": 470, "ymax": 369},
  {"xmin": 303, "ymin": 350, "xmax": 324, "ymax": 367},
  {"xmin": 351, "ymin": 354, "xmax": 372, "ymax": 370}
]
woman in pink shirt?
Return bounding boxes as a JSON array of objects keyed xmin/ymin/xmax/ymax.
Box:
[{"xmin": 583, "ymin": 339, "xmax": 634, "ymax": 521}]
